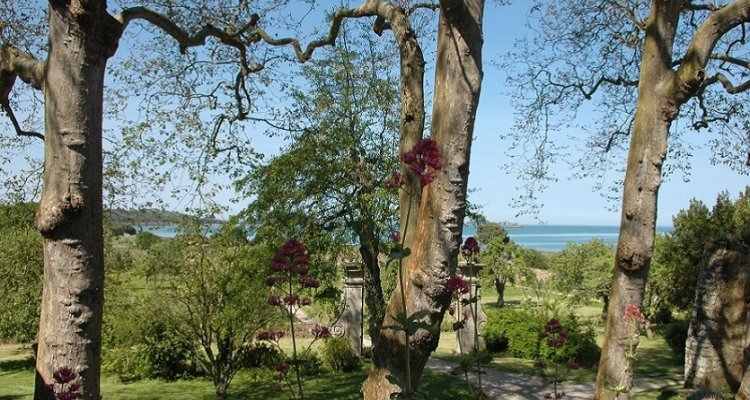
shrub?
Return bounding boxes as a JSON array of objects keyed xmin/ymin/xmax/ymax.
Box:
[
  {"xmin": 686, "ymin": 388, "xmax": 724, "ymax": 400},
  {"xmin": 321, "ymin": 337, "xmax": 361, "ymax": 373},
  {"xmin": 293, "ymin": 351, "xmax": 323, "ymax": 376},
  {"xmin": 134, "ymin": 231, "xmax": 161, "ymax": 250},
  {"xmin": 482, "ymin": 308, "xmax": 600, "ymax": 366},
  {"xmin": 662, "ymin": 319, "xmax": 690, "ymax": 360},
  {"xmin": 483, "ymin": 308, "xmax": 544, "ymax": 359},
  {"xmin": 240, "ymin": 342, "xmax": 283, "ymax": 369},
  {"xmin": 142, "ymin": 321, "xmax": 198, "ymax": 380}
]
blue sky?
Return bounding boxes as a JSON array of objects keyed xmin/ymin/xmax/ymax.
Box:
[
  {"xmin": 465, "ymin": 2, "xmax": 748, "ymax": 226},
  {"xmin": 3, "ymin": 2, "xmax": 747, "ymax": 227}
]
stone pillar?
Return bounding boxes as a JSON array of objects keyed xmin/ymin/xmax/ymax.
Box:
[
  {"xmin": 330, "ymin": 263, "xmax": 364, "ymax": 356},
  {"xmin": 455, "ymin": 262, "xmax": 487, "ymax": 354},
  {"xmin": 685, "ymin": 243, "xmax": 750, "ymax": 393}
]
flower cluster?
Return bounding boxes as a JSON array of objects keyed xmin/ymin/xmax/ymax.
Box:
[
  {"xmin": 402, "ymin": 138, "xmax": 442, "ymax": 185},
  {"xmin": 543, "ymin": 391, "xmax": 566, "ymax": 399},
  {"xmin": 311, "ymin": 324, "xmax": 332, "ymax": 340},
  {"xmin": 257, "ymin": 330, "xmax": 285, "ymax": 341},
  {"xmin": 266, "ymin": 240, "xmax": 317, "ymax": 309},
  {"xmin": 386, "ymin": 171, "xmax": 407, "ymax": 189},
  {"xmin": 539, "ymin": 318, "xmax": 568, "ymax": 349},
  {"xmin": 461, "ymin": 236, "xmax": 481, "ymax": 263},
  {"xmin": 44, "ymin": 367, "xmax": 81, "ymax": 400},
  {"xmin": 446, "ymin": 275, "xmax": 470, "ymax": 300},
  {"xmin": 623, "ymin": 303, "xmax": 646, "ymax": 325}
]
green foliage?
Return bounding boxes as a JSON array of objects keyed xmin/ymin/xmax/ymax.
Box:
[
  {"xmin": 661, "ymin": 320, "xmax": 690, "ymax": 360},
  {"xmin": 293, "ymin": 351, "xmax": 324, "ymax": 377},
  {"xmin": 107, "ymin": 222, "xmax": 137, "ymax": 236},
  {"xmin": 142, "ymin": 320, "xmax": 199, "ymax": 381},
  {"xmin": 134, "ymin": 231, "xmax": 161, "ymax": 250},
  {"xmin": 519, "ymin": 247, "xmax": 550, "ymax": 270},
  {"xmin": 0, "ymin": 202, "xmax": 41, "ymax": 342},
  {"xmin": 483, "ymin": 308, "xmax": 544, "ymax": 358},
  {"xmin": 549, "ymin": 240, "xmax": 614, "ymax": 305},
  {"xmin": 239, "ymin": 343, "xmax": 282, "ymax": 370},
  {"xmin": 686, "ymin": 388, "xmax": 725, "ymax": 400},
  {"xmin": 650, "ymin": 188, "xmax": 750, "ymax": 313},
  {"xmin": 483, "ymin": 308, "xmax": 600, "ymax": 366},
  {"xmin": 476, "ymin": 222, "xmax": 509, "ymax": 245},
  {"xmin": 321, "ymin": 337, "xmax": 361, "ymax": 373}
]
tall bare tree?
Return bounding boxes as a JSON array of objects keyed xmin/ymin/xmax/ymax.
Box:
[{"xmin": 504, "ymin": 1, "xmax": 750, "ymax": 398}]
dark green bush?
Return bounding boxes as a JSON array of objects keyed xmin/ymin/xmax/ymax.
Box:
[
  {"xmin": 134, "ymin": 231, "xmax": 161, "ymax": 250},
  {"xmin": 482, "ymin": 308, "xmax": 600, "ymax": 366},
  {"xmin": 321, "ymin": 337, "xmax": 361, "ymax": 373},
  {"xmin": 686, "ymin": 388, "xmax": 724, "ymax": 400},
  {"xmin": 483, "ymin": 308, "xmax": 544, "ymax": 359},
  {"xmin": 661, "ymin": 320, "xmax": 690, "ymax": 360},
  {"xmin": 240, "ymin": 342, "xmax": 282, "ymax": 369},
  {"xmin": 291, "ymin": 351, "xmax": 323, "ymax": 376},
  {"xmin": 142, "ymin": 321, "xmax": 198, "ymax": 381}
]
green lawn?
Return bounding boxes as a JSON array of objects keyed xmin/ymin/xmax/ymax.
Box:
[{"xmin": 0, "ymin": 345, "xmax": 469, "ymax": 400}]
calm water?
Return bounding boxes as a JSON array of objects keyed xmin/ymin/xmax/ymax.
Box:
[
  {"xmin": 463, "ymin": 224, "xmax": 672, "ymax": 252},
  {"xmin": 139, "ymin": 223, "xmax": 671, "ymax": 253}
]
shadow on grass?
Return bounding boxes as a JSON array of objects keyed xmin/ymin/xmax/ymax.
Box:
[
  {"xmin": 0, "ymin": 396, "xmax": 25, "ymax": 400},
  {"xmin": 0, "ymin": 356, "xmax": 35, "ymax": 372}
]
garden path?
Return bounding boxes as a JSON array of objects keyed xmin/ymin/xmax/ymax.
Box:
[{"xmin": 425, "ymin": 357, "xmax": 683, "ymax": 399}]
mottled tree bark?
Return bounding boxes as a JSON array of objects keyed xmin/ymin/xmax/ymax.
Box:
[
  {"xmin": 595, "ymin": 1, "xmax": 750, "ymax": 398},
  {"xmin": 32, "ymin": 3, "xmax": 120, "ymax": 400},
  {"xmin": 685, "ymin": 243, "xmax": 750, "ymax": 394},
  {"xmin": 361, "ymin": 1, "xmax": 484, "ymax": 398}
]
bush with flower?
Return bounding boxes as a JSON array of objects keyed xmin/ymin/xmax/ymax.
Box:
[
  {"xmin": 534, "ymin": 318, "xmax": 581, "ymax": 400},
  {"xmin": 256, "ymin": 239, "xmax": 330, "ymax": 400}
]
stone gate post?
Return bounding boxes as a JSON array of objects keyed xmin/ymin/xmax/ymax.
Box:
[{"xmin": 330, "ymin": 263, "xmax": 364, "ymax": 356}]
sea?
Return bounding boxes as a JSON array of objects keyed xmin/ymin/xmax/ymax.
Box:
[
  {"xmin": 463, "ymin": 224, "xmax": 673, "ymax": 253},
  {"xmin": 137, "ymin": 224, "xmax": 672, "ymax": 253}
]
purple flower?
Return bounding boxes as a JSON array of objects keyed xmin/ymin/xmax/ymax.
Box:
[
  {"xmin": 402, "ymin": 138, "xmax": 442, "ymax": 186},
  {"xmin": 53, "ymin": 367, "xmax": 77, "ymax": 384},
  {"xmin": 267, "ymin": 295, "xmax": 281, "ymax": 306},
  {"xmin": 301, "ymin": 278, "xmax": 319, "ymax": 288},
  {"xmin": 446, "ymin": 275, "xmax": 470, "ymax": 299},
  {"xmin": 461, "ymin": 236, "xmax": 480, "ymax": 261},
  {"xmin": 276, "ymin": 362, "xmax": 291, "ymax": 374},
  {"xmin": 534, "ymin": 359, "xmax": 547, "ymax": 369},
  {"xmin": 623, "ymin": 303, "xmax": 646, "ymax": 325},
  {"xmin": 385, "ymin": 171, "xmax": 406, "ymax": 189},
  {"xmin": 283, "ymin": 294, "xmax": 300, "ymax": 306},
  {"xmin": 540, "ymin": 318, "xmax": 568, "ymax": 349},
  {"xmin": 311, "ymin": 324, "xmax": 331, "ymax": 339}
]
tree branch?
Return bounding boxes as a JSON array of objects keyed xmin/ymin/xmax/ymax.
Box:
[
  {"xmin": 0, "ymin": 47, "xmax": 45, "ymax": 140},
  {"xmin": 675, "ymin": 0, "xmax": 750, "ymax": 102}
]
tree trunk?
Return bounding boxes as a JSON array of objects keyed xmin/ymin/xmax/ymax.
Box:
[
  {"xmin": 33, "ymin": 4, "xmax": 119, "ymax": 400},
  {"xmin": 356, "ymin": 223, "xmax": 386, "ymax": 350},
  {"xmin": 494, "ymin": 277, "xmax": 506, "ymax": 307},
  {"xmin": 594, "ymin": 2, "xmax": 681, "ymax": 398},
  {"xmin": 361, "ymin": 1, "xmax": 484, "ymax": 398},
  {"xmin": 685, "ymin": 243, "xmax": 750, "ymax": 394}
]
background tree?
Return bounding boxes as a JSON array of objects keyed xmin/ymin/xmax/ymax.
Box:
[
  {"xmin": 550, "ymin": 240, "xmax": 614, "ymax": 317},
  {"xmin": 480, "ymin": 236, "xmax": 530, "ymax": 307},
  {"xmin": 475, "ymin": 221, "xmax": 508, "ymax": 245},
  {"xmin": 504, "ymin": 1, "xmax": 750, "ymax": 397},
  {"xmin": 170, "ymin": 223, "xmax": 275, "ymax": 399},
  {"xmin": 0, "ymin": 202, "xmax": 42, "ymax": 343},
  {"xmin": 237, "ymin": 24, "xmax": 400, "ymax": 348}
]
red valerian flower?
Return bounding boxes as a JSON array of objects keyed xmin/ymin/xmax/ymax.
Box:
[
  {"xmin": 283, "ymin": 294, "xmax": 300, "ymax": 306},
  {"xmin": 623, "ymin": 303, "xmax": 646, "ymax": 325},
  {"xmin": 53, "ymin": 367, "xmax": 77, "ymax": 384},
  {"xmin": 462, "ymin": 236, "xmax": 480, "ymax": 253},
  {"xmin": 385, "ymin": 171, "xmax": 406, "ymax": 189},
  {"xmin": 540, "ymin": 318, "xmax": 568, "ymax": 348},
  {"xmin": 390, "ymin": 231, "xmax": 401, "ymax": 244},
  {"xmin": 301, "ymin": 277, "xmax": 320, "ymax": 289},
  {"xmin": 534, "ymin": 359, "xmax": 547, "ymax": 369},
  {"xmin": 311, "ymin": 324, "xmax": 332, "ymax": 339},
  {"xmin": 446, "ymin": 275, "xmax": 470, "ymax": 299},
  {"xmin": 402, "ymin": 138, "xmax": 442, "ymax": 185},
  {"xmin": 268, "ymin": 295, "xmax": 281, "ymax": 306},
  {"xmin": 567, "ymin": 361, "xmax": 580, "ymax": 370},
  {"xmin": 276, "ymin": 362, "xmax": 291, "ymax": 375}
]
